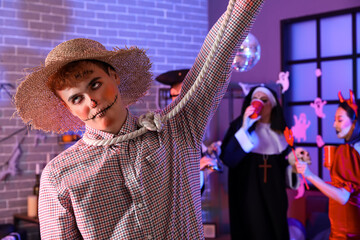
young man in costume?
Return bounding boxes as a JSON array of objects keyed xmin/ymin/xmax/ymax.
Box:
[
  {"xmin": 296, "ymin": 90, "xmax": 360, "ymax": 239},
  {"xmin": 14, "ymin": 0, "xmax": 264, "ymax": 238}
]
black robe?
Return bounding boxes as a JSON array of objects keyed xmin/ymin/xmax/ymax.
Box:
[{"xmin": 220, "ymin": 116, "xmax": 291, "ymax": 240}]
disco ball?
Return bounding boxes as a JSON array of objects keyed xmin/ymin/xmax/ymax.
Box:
[{"xmin": 231, "ymin": 33, "xmax": 261, "ymax": 72}]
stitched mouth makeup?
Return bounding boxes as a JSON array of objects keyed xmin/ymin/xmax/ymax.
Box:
[{"xmin": 84, "ymin": 95, "xmax": 118, "ymax": 121}]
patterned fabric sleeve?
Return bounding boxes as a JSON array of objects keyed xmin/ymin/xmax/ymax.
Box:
[
  {"xmin": 161, "ymin": 0, "xmax": 265, "ymax": 148},
  {"xmin": 38, "ymin": 164, "xmax": 82, "ymax": 239},
  {"xmin": 330, "ymin": 144, "xmax": 360, "ymax": 193}
]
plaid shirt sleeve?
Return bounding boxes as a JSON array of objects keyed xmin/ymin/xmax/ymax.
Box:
[
  {"xmin": 39, "ymin": 164, "xmax": 82, "ymax": 239},
  {"xmin": 162, "ymin": 0, "xmax": 264, "ymax": 148}
]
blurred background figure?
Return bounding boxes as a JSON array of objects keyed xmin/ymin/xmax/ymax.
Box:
[
  {"xmin": 296, "ymin": 90, "xmax": 360, "ymax": 240},
  {"xmin": 220, "ymin": 85, "xmax": 306, "ymax": 240}
]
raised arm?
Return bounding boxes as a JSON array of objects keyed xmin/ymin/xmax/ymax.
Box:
[
  {"xmin": 163, "ymin": 0, "xmax": 265, "ymax": 147},
  {"xmin": 296, "ymin": 161, "xmax": 350, "ymax": 205}
]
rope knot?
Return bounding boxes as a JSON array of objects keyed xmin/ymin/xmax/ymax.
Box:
[{"xmin": 138, "ymin": 112, "xmax": 163, "ymax": 132}]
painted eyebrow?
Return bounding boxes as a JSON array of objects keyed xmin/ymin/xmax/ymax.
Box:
[
  {"xmin": 87, "ymin": 77, "xmax": 101, "ymax": 89},
  {"xmin": 67, "ymin": 94, "xmax": 78, "ymax": 103},
  {"xmin": 67, "ymin": 77, "xmax": 101, "ymax": 102}
]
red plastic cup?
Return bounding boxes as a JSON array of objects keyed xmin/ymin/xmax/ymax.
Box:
[
  {"xmin": 250, "ymin": 99, "xmax": 264, "ymax": 119},
  {"xmin": 323, "ymin": 145, "xmax": 337, "ymax": 169}
]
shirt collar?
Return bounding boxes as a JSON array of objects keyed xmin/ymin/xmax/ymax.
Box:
[{"xmin": 84, "ymin": 110, "xmax": 138, "ymax": 140}]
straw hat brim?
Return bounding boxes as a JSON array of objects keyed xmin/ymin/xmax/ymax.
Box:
[{"xmin": 14, "ymin": 40, "xmax": 152, "ymax": 134}]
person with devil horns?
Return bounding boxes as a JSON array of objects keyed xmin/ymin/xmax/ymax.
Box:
[{"xmin": 296, "ymin": 90, "xmax": 360, "ymax": 239}]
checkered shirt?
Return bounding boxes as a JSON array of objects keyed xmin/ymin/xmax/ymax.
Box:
[{"xmin": 38, "ymin": 0, "xmax": 264, "ymax": 239}]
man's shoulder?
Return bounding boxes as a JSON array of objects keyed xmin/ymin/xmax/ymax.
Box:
[
  {"xmin": 44, "ymin": 140, "xmax": 89, "ymax": 178},
  {"xmin": 54, "ymin": 140, "xmax": 85, "ymax": 160}
]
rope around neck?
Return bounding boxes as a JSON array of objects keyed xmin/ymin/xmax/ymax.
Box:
[{"xmin": 83, "ymin": 0, "xmax": 236, "ymax": 146}]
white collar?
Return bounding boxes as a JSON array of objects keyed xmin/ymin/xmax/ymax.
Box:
[{"xmin": 250, "ymin": 123, "xmax": 288, "ymax": 155}]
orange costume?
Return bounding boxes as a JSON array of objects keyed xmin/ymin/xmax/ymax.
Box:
[{"xmin": 329, "ymin": 144, "xmax": 360, "ymax": 239}]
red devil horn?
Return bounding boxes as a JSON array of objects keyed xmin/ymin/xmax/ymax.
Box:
[
  {"xmin": 350, "ymin": 89, "xmax": 355, "ymax": 104},
  {"xmin": 338, "ymin": 91, "xmax": 345, "ymax": 103}
]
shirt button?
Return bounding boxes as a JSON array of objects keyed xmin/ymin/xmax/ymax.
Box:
[
  {"xmin": 127, "ymin": 174, "xmax": 132, "ymax": 179},
  {"xmin": 146, "ymin": 235, "xmax": 152, "ymax": 240},
  {"xmin": 138, "ymin": 203, "xmax": 143, "ymax": 208}
]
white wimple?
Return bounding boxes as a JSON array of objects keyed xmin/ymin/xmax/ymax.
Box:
[{"xmin": 84, "ymin": 0, "xmax": 236, "ymax": 146}]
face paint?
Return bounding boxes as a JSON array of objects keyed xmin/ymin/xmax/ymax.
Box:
[
  {"xmin": 333, "ymin": 107, "xmax": 353, "ymax": 139},
  {"xmin": 57, "ymin": 64, "xmax": 126, "ymax": 134}
]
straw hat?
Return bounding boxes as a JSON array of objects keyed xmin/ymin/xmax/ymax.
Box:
[{"xmin": 14, "ymin": 38, "xmax": 153, "ymax": 133}]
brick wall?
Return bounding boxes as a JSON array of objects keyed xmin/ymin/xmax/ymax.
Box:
[{"xmin": 0, "ymin": 0, "xmax": 208, "ymax": 228}]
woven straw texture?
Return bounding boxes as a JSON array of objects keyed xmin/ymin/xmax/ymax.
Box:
[{"xmin": 14, "ymin": 38, "xmax": 152, "ymax": 133}]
